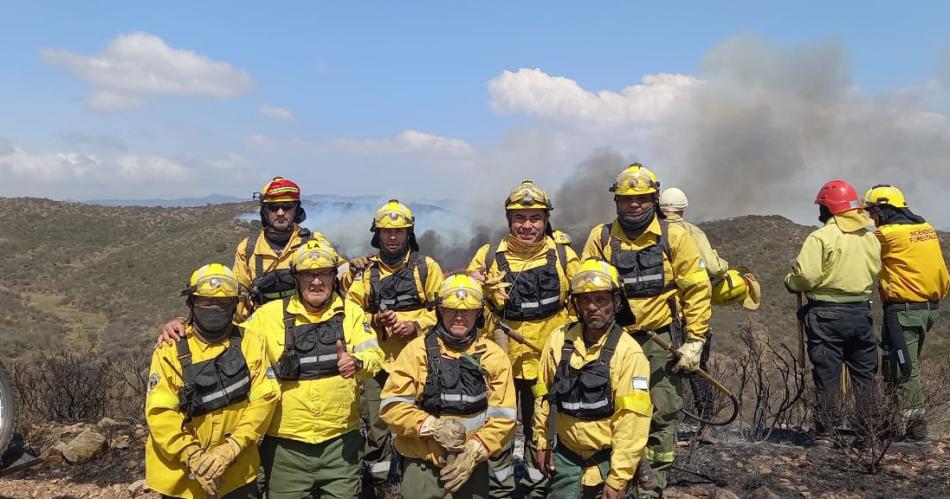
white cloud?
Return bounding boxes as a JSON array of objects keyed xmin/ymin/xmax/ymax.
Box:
[
  {"xmin": 334, "ymin": 129, "xmax": 475, "ymax": 158},
  {"xmin": 42, "ymin": 32, "xmax": 253, "ymax": 111},
  {"xmin": 259, "ymin": 105, "xmax": 295, "ymax": 121},
  {"xmin": 489, "ymin": 68, "xmax": 699, "ymax": 126}
]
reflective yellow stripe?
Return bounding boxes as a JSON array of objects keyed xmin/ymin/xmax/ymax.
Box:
[
  {"xmin": 644, "ymin": 447, "xmax": 675, "ymax": 463},
  {"xmin": 675, "ymin": 270, "xmax": 709, "ymax": 288},
  {"xmin": 615, "ymin": 391, "xmax": 652, "ymax": 416},
  {"xmin": 531, "ymin": 382, "xmax": 549, "ymax": 397},
  {"xmin": 146, "ymin": 392, "xmax": 179, "ymax": 411}
]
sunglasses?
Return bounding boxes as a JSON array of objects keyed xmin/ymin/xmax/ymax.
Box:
[{"xmin": 265, "ymin": 203, "xmax": 297, "ymax": 213}]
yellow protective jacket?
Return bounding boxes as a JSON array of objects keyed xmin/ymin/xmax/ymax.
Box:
[
  {"xmin": 379, "ymin": 334, "xmax": 517, "ymax": 466},
  {"xmin": 232, "ymin": 225, "xmax": 332, "ymax": 320},
  {"xmin": 242, "ymin": 293, "xmax": 384, "ymax": 444},
  {"xmin": 145, "ymin": 326, "xmax": 280, "ymax": 498},
  {"xmin": 876, "ymin": 222, "xmax": 950, "ymax": 303},
  {"xmin": 582, "ymin": 217, "xmax": 712, "ymax": 340},
  {"xmin": 532, "ymin": 322, "xmax": 652, "ymax": 491},
  {"xmin": 785, "ymin": 211, "xmax": 882, "ymax": 303},
  {"xmin": 664, "ymin": 214, "xmax": 730, "ymax": 278},
  {"xmin": 345, "ymin": 253, "xmax": 444, "ymax": 371},
  {"xmin": 467, "ymin": 233, "xmax": 580, "ymax": 379}
]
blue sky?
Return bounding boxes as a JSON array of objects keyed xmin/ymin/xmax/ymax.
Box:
[{"xmin": 2, "ymin": 1, "xmax": 950, "ymax": 225}]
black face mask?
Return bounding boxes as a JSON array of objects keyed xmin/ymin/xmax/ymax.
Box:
[
  {"xmin": 192, "ymin": 301, "xmax": 238, "ymax": 343},
  {"xmin": 264, "ymin": 226, "xmax": 294, "ymax": 245},
  {"xmin": 435, "ymin": 321, "xmax": 478, "ymax": 351},
  {"xmin": 380, "ymin": 244, "xmax": 409, "ymax": 266},
  {"xmin": 618, "ymin": 205, "xmax": 656, "ymax": 239}
]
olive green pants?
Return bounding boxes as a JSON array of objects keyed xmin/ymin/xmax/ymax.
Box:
[
  {"xmin": 881, "ymin": 308, "xmax": 939, "ymax": 413},
  {"xmin": 261, "ymin": 432, "xmax": 363, "ymax": 499},
  {"xmin": 161, "ymin": 481, "xmax": 259, "ymax": 499},
  {"xmin": 634, "ymin": 330, "xmax": 682, "ymax": 498},
  {"xmin": 400, "ymin": 458, "xmax": 490, "ymax": 499},
  {"xmin": 548, "ymin": 445, "xmax": 612, "ymax": 499},
  {"xmin": 360, "ymin": 371, "xmax": 394, "ymax": 485},
  {"xmin": 489, "ymin": 378, "xmax": 548, "ymax": 498}
]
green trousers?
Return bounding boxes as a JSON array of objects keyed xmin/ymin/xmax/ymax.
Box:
[
  {"xmin": 360, "ymin": 371, "xmax": 394, "ymax": 485},
  {"xmin": 634, "ymin": 330, "xmax": 682, "ymax": 498},
  {"xmin": 548, "ymin": 445, "xmax": 612, "ymax": 499},
  {"xmin": 261, "ymin": 432, "xmax": 363, "ymax": 499},
  {"xmin": 488, "ymin": 378, "xmax": 548, "ymax": 498},
  {"xmin": 161, "ymin": 481, "xmax": 259, "ymax": 499},
  {"xmin": 400, "ymin": 458, "xmax": 490, "ymax": 499},
  {"xmin": 881, "ymin": 308, "xmax": 939, "ymax": 413}
]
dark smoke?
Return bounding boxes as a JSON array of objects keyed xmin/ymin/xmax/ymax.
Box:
[{"xmin": 551, "ymin": 148, "xmax": 632, "ymax": 243}]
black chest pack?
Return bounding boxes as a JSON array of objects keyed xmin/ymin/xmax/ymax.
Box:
[
  {"xmin": 551, "ymin": 324, "xmax": 623, "ymax": 421},
  {"xmin": 274, "ymin": 297, "xmax": 347, "ymax": 381},
  {"xmin": 420, "ymin": 332, "xmax": 489, "ymax": 417},
  {"xmin": 367, "ymin": 253, "xmax": 430, "ymax": 313},
  {"xmin": 177, "ymin": 329, "xmax": 251, "ymax": 419},
  {"xmin": 484, "ymin": 241, "xmax": 569, "ymax": 322},
  {"xmin": 246, "ymin": 228, "xmax": 314, "ymax": 306},
  {"xmin": 599, "ymin": 222, "xmax": 674, "ymax": 298}
]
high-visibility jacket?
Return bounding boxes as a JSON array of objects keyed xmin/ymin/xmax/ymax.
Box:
[
  {"xmin": 468, "ymin": 233, "xmax": 580, "ymax": 379},
  {"xmin": 145, "ymin": 326, "xmax": 279, "ymax": 498},
  {"xmin": 242, "ymin": 293, "xmax": 383, "ymax": 444},
  {"xmin": 785, "ymin": 211, "xmax": 881, "ymax": 303},
  {"xmin": 582, "ymin": 217, "xmax": 712, "ymax": 340},
  {"xmin": 876, "ymin": 222, "xmax": 949, "ymax": 303},
  {"xmin": 232, "ymin": 225, "xmax": 332, "ymax": 319},
  {"xmin": 664, "ymin": 214, "xmax": 730, "ymax": 279},
  {"xmin": 532, "ymin": 322, "xmax": 652, "ymax": 491},
  {"xmin": 379, "ymin": 334, "xmax": 517, "ymax": 466},
  {"xmin": 346, "ymin": 252, "xmax": 444, "ymax": 371}
]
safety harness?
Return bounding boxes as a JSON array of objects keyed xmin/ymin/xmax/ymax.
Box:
[
  {"xmin": 551, "ymin": 323, "xmax": 623, "ymax": 421},
  {"xmin": 245, "ymin": 227, "xmax": 314, "ymax": 305},
  {"xmin": 177, "ymin": 329, "xmax": 251, "ymax": 418},
  {"xmin": 273, "ymin": 296, "xmax": 347, "ymax": 381},
  {"xmin": 484, "ymin": 238, "xmax": 569, "ymax": 321},
  {"xmin": 599, "ymin": 221, "xmax": 674, "ymax": 298},
  {"xmin": 367, "ymin": 252, "xmax": 430, "ymax": 313},
  {"xmin": 420, "ymin": 331, "xmax": 489, "ymax": 417}
]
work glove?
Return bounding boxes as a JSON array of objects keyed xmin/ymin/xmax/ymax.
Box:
[
  {"xmin": 420, "ymin": 416, "xmax": 467, "ymax": 452},
  {"xmin": 193, "ymin": 437, "xmax": 241, "ymax": 481},
  {"xmin": 673, "ymin": 339, "xmax": 704, "ymax": 373},
  {"xmin": 491, "ymin": 328, "xmax": 509, "ymax": 351},
  {"xmin": 183, "ymin": 445, "xmax": 220, "ymax": 496},
  {"xmin": 348, "ymin": 255, "xmax": 372, "ymax": 271},
  {"xmin": 483, "ymin": 270, "xmax": 512, "ymax": 305},
  {"xmin": 440, "ymin": 439, "xmax": 488, "ymax": 493}
]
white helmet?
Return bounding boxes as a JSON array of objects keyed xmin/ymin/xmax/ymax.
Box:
[{"xmin": 659, "ymin": 187, "xmax": 688, "ymax": 211}]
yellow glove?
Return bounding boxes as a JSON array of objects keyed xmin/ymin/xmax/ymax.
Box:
[
  {"xmin": 673, "ymin": 339, "xmax": 704, "ymax": 373},
  {"xmin": 348, "ymin": 255, "xmax": 372, "ymax": 271},
  {"xmin": 183, "ymin": 445, "xmax": 219, "ymax": 496},
  {"xmin": 420, "ymin": 416, "xmax": 467, "ymax": 452},
  {"xmin": 440, "ymin": 439, "xmax": 488, "ymax": 493},
  {"xmin": 483, "ymin": 270, "xmax": 512, "ymax": 304},
  {"xmin": 193, "ymin": 437, "xmax": 241, "ymax": 480}
]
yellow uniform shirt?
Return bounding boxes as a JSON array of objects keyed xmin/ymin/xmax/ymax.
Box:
[
  {"xmin": 242, "ymin": 294, "xmax": 384, "ymax": 444},
  {"xmin": 379, "ymin": 334, "xmax": 517, "ymax": 466},
  {"xmin": 468, "ymin": 234, "xmax": 580, "ymax": 380},
  {"xmin": 664, "ymin": 214, "xmax": 730, "ymax": 278},
  {"xmin": 876, "ymin": 222, "xmax": 950, "ymax": 303},
  {"xmin": 345, "ymin": 253, "xmax": 444, "ymax": 371},
  {"xmin": 145, "ymin": 326, "xmax": 280, "ymax": 498},
  {"xmin": 785, "ymin": 212, "xmax": 882, "ymax": 302},
  {"xmin": 582, "ymin": 217, "xmax": 712, "ymax": 340},
  {"xmin": 532, "ymin": 322, "xmax": 652, "ymax": 491}
]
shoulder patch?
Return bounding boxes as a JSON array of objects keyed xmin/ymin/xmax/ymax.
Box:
[
  {"xmin": 633, "ymin": 376, "xmax": 649, "ymax": 391},
  {"xmin": 553, "ymin": 230, "xmax": 572, "ymax": 244},
  {"xmin": 266, "ymin": 366, "xmax": 276, "ymax": 379},
  {"xmin": 364, "ymin": 322, "xmax": 372, "ymax": 333},
  {"xmin": 147, "ymin": 373, "xmax": 160, "ymax": 393}
]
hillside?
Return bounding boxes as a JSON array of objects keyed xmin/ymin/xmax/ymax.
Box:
[{"xmin": 0, "ymin": 200, "xmax": 947, "ymax": 362}]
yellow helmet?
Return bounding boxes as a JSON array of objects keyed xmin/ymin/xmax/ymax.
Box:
[
  {"xmin": 570, "ymin": 259, "xmax": 621, "ymax": 295},
  {"xmin": 863, "ymin": 184, "xmax": 907, "ymax": 208},
  {"xmin": 711, "ymin": 266, "xmax": 761, "ymax": 310},
  {"xmin": 291, "ymin": 240, "xmax": 340, "ymax": 272},
  {"xmin": 610, "ymin": 163, "xmax": 659, "ymax": 196},
  {"xmin": 372, "ymin": 199, "xmax": 415, "ymax": 230},
  {"xmin": 505, "ymin": 180, "xmax": 553, "ymax": 211},
  {"xmin": 438, "ymin": 274, "xmax": 484, "ymax": 310},
  {"xmin": 187, "ymin": 263, "xmax": 240, "ymax": 298}
]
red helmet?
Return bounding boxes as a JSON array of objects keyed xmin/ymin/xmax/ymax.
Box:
[
  {"xmin": 258, "ymin": 176, "xmax": 301, "ymax": 203},
  {"xmin": 814, "ymin": 179, "xmax": 860, "ymax": 214}
]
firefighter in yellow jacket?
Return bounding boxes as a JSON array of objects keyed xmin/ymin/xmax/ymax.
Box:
[
  {"xmin": 242, "ymin": 240, "xmax": 385, "ymax": 498},
  {"xmin": 345, "ymin": 199, "xmax": 445, "ymax": 493},
  {"xmin": 379, "ymin": 274, "xmax": 517, "ymax": 499},
  {"xmin": 467, "ymin": 180, "xmax": 580, "ymax": 498},
  {"xmin": 864, "ymin": 184, "xmax": 949, "ymax": 442},
  {"xmin": 581, "ymin": 164, "xmax": 712, "ymax": 497},
  {"xmin": 785, "ymin": 180, "xmax": 881, "ymax": 435},
  {"xmin": 145, "ymin": 264, "xmax": 280, "ymax": 498},
  {"xmin": 532, "ymin": 260, "xmax": 652, "ymax": 499}
]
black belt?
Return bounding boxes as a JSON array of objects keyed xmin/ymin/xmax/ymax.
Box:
[
  {"xmin": 630, "ymin": 325, "xmax": 672, "ymax": 337},
  {"xmin": 884, "ymin": 301, "xmax": 940, "ymax": 311},
  {"xmin": 556, "ymin": 442, "xmax": 611, "ymax": 468}
]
